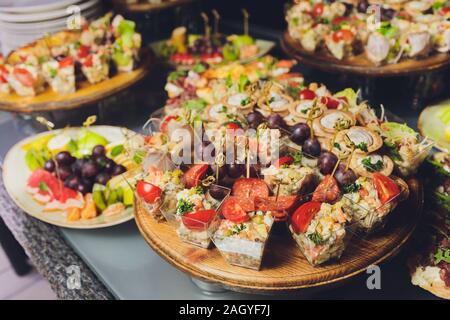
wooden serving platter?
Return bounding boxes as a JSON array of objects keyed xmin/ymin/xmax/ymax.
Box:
[
  {"xmin": 0, "ymin": 49, "xmax": 154, "ymax": 113},
  {"xmin": 113, "ymin": 0, "xmax": 196, "ymax": 13},
  {"xmin": 281, "ymin": 32, "xmax": 450, "ymax": 77},
  {"xmin": 135, "ymin": 178, "xmax": 423, "ymax": 293}
]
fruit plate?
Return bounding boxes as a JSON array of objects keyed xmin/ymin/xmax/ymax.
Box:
[
  {"xmin": 0, "ymin": 48, "xmax": 154, "ymax": 113},
  {"xmin": 418, "ymin": 100, "xmax": 450, "ymax": 154},
  {"xmin": 281, "ymin": 32, "xmax": 450, "ymax": 77},
  {"xmin": 134, "ymin": 178, "xmax": 423, "ymax": 294},
  {"xmin": 2, "ymin": 126, "xmax": 135, "ymax": 229},
  {"xmin": 150, "ymin": 39, "xmax": 275, "ymax": 68}
]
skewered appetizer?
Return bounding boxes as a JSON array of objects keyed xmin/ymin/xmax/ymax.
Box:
[
  {"xmin": 0, "ymin": 13, "xmax": 143, "ymax": 97},
  {"xmin": 286, "ymin": 0, "xmax": 450, "ymax": 64}
]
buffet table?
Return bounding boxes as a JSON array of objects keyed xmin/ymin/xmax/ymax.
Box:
[{"xmin": 0, "ymin": 31, "xmax": 444, "ymax": 299}]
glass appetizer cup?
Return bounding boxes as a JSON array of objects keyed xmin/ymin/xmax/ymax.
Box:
[
  {"xmin": 212, "ymin": 211, "xmax": 275, "ymax": 270},
  {"xmin": 136, "ymin": 191, "xmax": 164, "ymax": 221},
  {"xmin": 161, "ymin": 185, "xmax": 231, "ymax": 249},
  {"xmin": 287, "ymin": 200, "xmax": 356, "ymax": 266}
]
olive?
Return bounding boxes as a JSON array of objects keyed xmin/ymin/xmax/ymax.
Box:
[
  {"xmin": 334, "ymin": 164, "xmax": 357, "ymax": 187},
  {"xmin": 246, "ymin": 111, "xmax": 265, "ymax": 129},
  {"xmin": 81, "ymin": 160, "xmax": 99, "ymax": 178},
  {"xmin": 318, "ymin": 151, "xmax": 338, "ymax": 175},
  {"xmin": 290, "ymin": 123, "xmax": 311, "ymax": 145},
  {"xmin": 64, "ymin": 175, "xmax": 81, "ymax": 190},
  {"xmin": 56, "ymin": 165, "xmax": 72, "ymax": 181},
  {"xmin": 92, "ymin": 145, "xmax": 106, "ymax": 158},
  {"xmin": 95, "ymin": 172, "xmax": 111, "ymax": 185},
  {"xmin": 208, "ymin": 184, "xmax": 229, "ymax": 200},
  {"xmin": 226, "ymin": 163, "xmax": 245, "ymax": 179},
  {"xmin": 56, "ymin": 151, "xmax": 76, "ymax": 166},
  {"xmin": 44, "ymin": 159, "xmax": 56, "ymax": 173},
  {"xmin": 381, "ymin": 8, "xmax": 396, "ymax": 21},
  {"xmin": 302, "ymin": 138, "xmax": 321, "ymax": 157},
  {"xmin": 111, "ymin": 164, "xmax": 126, "ymax": 176}
]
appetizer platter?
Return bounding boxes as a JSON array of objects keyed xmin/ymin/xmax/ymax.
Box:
[
  {"xmin": 409, "ymin": 152, "xmax": 449, "ymax": 299},
  {"xmin": 153, "ymin": 10, "xmax": 275, "ymax": 69},
  {"xmin": 129, "ymin": 53, "xmax": 430, "ymax": 292},
  {"xmin": 113, "ymin": 0, "xmax": 196, "ymax": 13},
  {"xmin": 418, "ymin": 99, "xmax": 450, "ymax": 153},
  {"xmin": 282, "ymin": 0, "xmax": 450, "ymax": 76},
  {"xmin": 3, "ymin": 123, "xmax": 143, "ymax": 229},
  {"xmin": 0, "ymin": 13, "xmax": 153, "ymax": 113}
]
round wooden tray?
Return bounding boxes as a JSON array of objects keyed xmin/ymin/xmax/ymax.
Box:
[
  {"xmin": 0, "ymin": 49, "xmax": 154, "ymax": 113},
  {"xmin": 281, "ymin": 32, "xmax": 450, "ymax": 77},
  {"xmin": 113, "ymin": 0, "xmax": 196, "ymax": 13},
  {"xmin": 135, "ymin": 178, "xmax": 423, "ymax": 293}
]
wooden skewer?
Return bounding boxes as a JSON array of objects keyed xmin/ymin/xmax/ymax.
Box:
[
  {"xmin": 242, "ymin": 9, "xmax": 249, "ymax": 35},
  {"xmin": 212, "ymin": 9, "xmax": 220, "ymax": 36},
  {"xmin": 83, "ymin": 115, "xmax": 97, "ymax": 127},
  {"xmin": 201, "ymin": 12, "xmax": 211, "ymax": 39}
]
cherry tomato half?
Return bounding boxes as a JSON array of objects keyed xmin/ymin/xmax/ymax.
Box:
[
  {"xmin": 221, "ymin": 197, "xmax": 251, "ymax": 224},
  {"xmin": 320, "ymin": 96, "xmax": 340, "ymax": 109},
  {"xmin": 291, "ymin": 201, "xmax": 322, "ymax": 234},
  {"xmin": 182, "ymin": 209, "xmax": 217, "ymax": 231},
  {"xmin": 83, "ymin": 55, "xmax": 94, "ymax": 67},
  {"xmin": 372, "ymin": 173, "xmax": 399, "ymax": 205},
  {"xmin": 312, "ymin": 3, "xmax": 324, "ymax": 17},
  {"xmin": 136, "ymin": 180, "xmax": 162, "ymax": 204},
  {"xmin": 59, "ymin": 56, "xmax": 74, "ymax": 68},
  {"xmin": 160, "ymin": 115, "xmax": 178, "ymax": 134},
  {"xmin": 78, "ymin": 45, "xmax": 90, "ymax": 58}
]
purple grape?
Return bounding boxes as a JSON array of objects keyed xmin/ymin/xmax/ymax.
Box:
[
  {"xmin": 64, "ymin": 175, "xmax": 81, "ymax": 190},
  {"xmin": 111, "ymin": 164, "xmax": 126, "ymax": 176},
  {"xmin": 302, "ymin": 138, "xmax": 321, "ymax": 157},
  {"xmin": 226, "ymin": 163, "xmax": 245, "ymax": 179},
  {"xmin": 44, "ymin": 160, "xmax": 56, "ymax": 173},
  {"xmin": 246, "ymin": 111, "xmax": 265, "ymax": 129},
  {"xmin": 81, "ymin": 160, "xmax": 99, "ymax": 178},
  {"xmin": 56, "ymin": 165, "xmax": 72, "ymax": 181},
  {"xmin": 80, "ymin": 178, "xmax": 94, "ymax": 193},
  {"xmin": 103, "ymin": 158, "xmax": 116, "ymax": 173},
  {"xmin": 334, "ymin": 164, "xmax": 357, "ymax": 187},
  {"xmin": 318, "ymin": 151, "xmax": 338, "ymax": 175},
  {"xmin": 95, "ymin": 172, "xmax": 111, "ymax": 185},
  {"xmin": 92, "ymin": 145, "xmax": 106, "ymax": 158},
  {"xmin": 71, "ymin": 158, "xmax": 85, "ymax": 175},
  {"xmin": 56, "ymin": 151, "xmax": 76, "ymax": 165},
  {"xmin": 267, "ymin": 113, "xmax": 287, "ymax": 130},
  {"xmin": 208, "ymin": 185, "xmax": 229, "ymax": 200},
  {"xmin": 290, "ymin": 123, "xmax": 311, "ymax": 145}
]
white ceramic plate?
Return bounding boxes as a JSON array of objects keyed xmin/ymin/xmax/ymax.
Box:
[
  {"xmin": 2, "ymin": 126, "xmax": 136, "ymax": 229},
  {"xmin": 0, "ymin": 0, "xmax": 98, "ymax": 23},
  {"xmin": 0, "ymin": 0, "xmax": 83, "ymax": 14}
]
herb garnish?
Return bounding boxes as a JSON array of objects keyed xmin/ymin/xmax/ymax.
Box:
[
  {"xmin": 434, "ymin": 248, "xmax": 450, "ymax": 264},
  {"xmin": 290, "ymin": 151, "xmax": 302, "ymax": 165},
  {"xmin": 361, "ymin": 158, "xmax": 384, "ymax": 172},
  {"xmin": 343, "ymin": 183, "xmax": 361, "ymax": 193},
  {"xmin": 230, "ymin": 223, "xmax": 246, "ymax": 235},
  {"xmin": 383, "ymin": 141, "xmax": 403, "ymax": 161},
  {"xmin": 177, "ymin": 199, "xmax": 194, "ymax": 215},
  {"xmin": 39, "ymin": 181, "xmax": 49, "ymax": 193},
  {"xmin": 241, "ymin": 97, "xmax": 251, "ymax": 106},
  {"xmin": 308, "ymin": 232, "xmax": 323, "ymax": 245},
  {"xmin": 111, "ymin": 144, "xmax": 124, "ymax": 157},
  {"xmin": 333, "ymin": 142, "xmax": 341, "ymax": 150},
  {"xmin": 356, "ymin": 142, "xmax": 368, "ymax": 152}
]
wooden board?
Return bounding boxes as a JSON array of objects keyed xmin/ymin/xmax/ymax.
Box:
[
  {"xmin": 0, "ymin": 49, "xmax": 154, "ymax": 113},
  {"xmin": 135, "ymin": 178, "xmax": 423, "ymax": 293},
  {"xmin": 281, "ymin": 32, "xmax": 450, "ymax": 77},
  {"xmin": 113, "ymin": 0, "xmax": 196, "ymax": 13}
]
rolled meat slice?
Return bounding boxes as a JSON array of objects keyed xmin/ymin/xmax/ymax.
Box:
[
  {"xmin": 366, "ymin": 33, "xmax": 390, "ymax": 63},
  {"xmin": 408, "ymin": 31, "xmax": 431, "ymax": 57}
]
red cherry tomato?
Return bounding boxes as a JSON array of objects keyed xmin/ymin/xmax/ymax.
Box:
[
  {"xmin": 160, "ymin": 115, "xmax": 178, "ymax": 134},
  {"xmin": 226, "ymin": 122, "xmax": 241, "ymax": 131},
  {"xmin": 440, "ymin": 7, "xmax": 450, "ymax": 15},
  {"xmin": 59, "ymin": 56, "xmax": 74, "ymax": 68},
  {"xmin": 372, "ymin": 173, "xmax": 400, "ymax": 205},
  {"xmin": 320, "ymin": 96, "xmax": 340, "ymax": 109},
  {"xmin": 291, "ymin": 201, "xmax": 321, "ymax": 234},
  {"xmin": 274, "ymin": 155, "xmax": 294, "ymax": 168},
  {"xmin": 83, "ymin": 55, "xmax": 93, "ymax": 67},
  {"xmin": 332, "ymin": 17, "xmax": 350, "ymax": 25},
  {"xmin": 312, "ymin": 3, "xmax": 324, "ymax": 17},
  {"xmin": 136, "ymin": 180, "xmax": 162, "ymax": 204},
  {"xmin": 221, "ymin": 197, "xmax": 250, "ymax": 223},
  {"xmin": 0, "ymin": 65, "xmax": 8, "ymax": 83},
  {"xmin": 184, "ymin": 164, "xmax": 210, "ymax": 188},
  {"xmin": 332, "ymin": 29, "xmax": 355, "ymax": 43},
  {"xmin": 13, "ymin": 67, "xmax": 34, "ymax": 87},
  {"xmin": 232, "ymin": 178, "xmax": 270, "ymax": 199},
  {"xmin": 299, "ymin": 89, "xmax": 316, "ymax": 100},
  {"xmin": 182, "ymin": 209, "xmax": 217, "ymax": 230},
  {"xmin": 78, "ymin": 45, "xmax": 90, "ymax": 58},
  {"xmin": 312, "ymin": 175, "xmax": 341, "ymax": 204}
]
